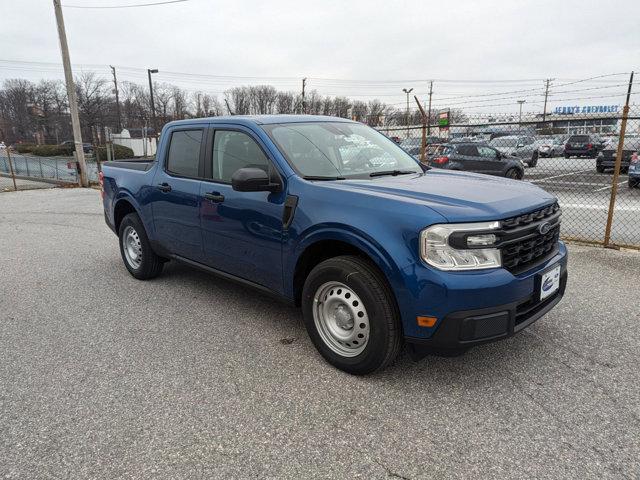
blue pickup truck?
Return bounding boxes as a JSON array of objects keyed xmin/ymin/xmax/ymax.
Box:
[{"xmin": 101, "ymin": 115, "xmax": 567, "ymax": 375}]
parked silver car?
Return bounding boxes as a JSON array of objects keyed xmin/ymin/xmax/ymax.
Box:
[
  {"xmin": 536, "ymin": 136, "xmax": 566, "ymax": 158},
  {"xmin": 489, "ymin": 135, "xmax": 539, "ymax": 167}
]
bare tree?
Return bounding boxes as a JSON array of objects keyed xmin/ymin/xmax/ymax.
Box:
[
  {"xmin": 172, "ymin": 86, "xmax": 189, "ymax": 120},
  {"xmin": 250, "ymin": 85, "xmax": 277, "ymax": 114},
  {"xmin": 225, "ymin": 87, "xmax": 251, "ymax": 115},
  {"xmin": 75, "ymin": 72, "xmax": 110, "ymax": 141},
  {"xmin": 351, "ymin": 100, "xmax": 369, "ymax": 122}
]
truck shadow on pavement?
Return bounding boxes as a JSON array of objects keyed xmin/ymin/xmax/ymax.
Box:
[{"xmin": 149, "ymin": 260, "xmax": 550, "ymax": 388}]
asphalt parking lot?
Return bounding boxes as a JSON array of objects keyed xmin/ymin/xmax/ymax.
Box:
[
  {"xmin": 1, "ymin": 188, "xmax": 639, "ymax": 479},
  {"xmin": 526, "ymin": 156, "xmax": 639, "ymax": 245}
]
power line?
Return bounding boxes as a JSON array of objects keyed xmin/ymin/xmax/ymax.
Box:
[{"xmin": 63, "ymin": 0, "xmax": 189, "ymax": 9}]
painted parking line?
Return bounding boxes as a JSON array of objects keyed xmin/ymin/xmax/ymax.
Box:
[
  {"xmin": 529, "ymin": 168, "xmax": 593, "ymax": 182},
  {"xmin": 533, "ymin": 180, "xmax": 616, "ymax": 187},
  {"xmin": 559, "ymin": 203, "xmax": 640, "ymax": 212},
  {"xmin": 593, "ymin": 180, "xmax": 628, "ymax": 192}
]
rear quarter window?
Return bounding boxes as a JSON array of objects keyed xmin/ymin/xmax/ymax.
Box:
[{"xmin": 166, "ymin": 129, "xmax": 203, "ymax": 177}]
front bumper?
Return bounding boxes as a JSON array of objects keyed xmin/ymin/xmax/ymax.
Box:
[
  {"xmin": 405, "ymin": 269, "xmax": 567, "ymax": 355},
  {"xmin": 565, "ymin": 148, "xmax": 595, "ymax": 157},
  {"xmin": 396, "ymin": 241, "xmax": 568, "ymax": 349}
]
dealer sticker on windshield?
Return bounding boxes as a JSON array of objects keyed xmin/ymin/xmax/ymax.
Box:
[{"xmin": 540, "ymin": 264, "xmax": 561, "ymax": 301}]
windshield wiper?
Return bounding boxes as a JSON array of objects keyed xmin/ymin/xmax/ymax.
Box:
[
  {"xmin": 369, "ymin": 169, "xmax": 419, "ymax": 178},
  {"xmin": 303, "ymin": 175, "xmax": 346, "ymax": 181}
]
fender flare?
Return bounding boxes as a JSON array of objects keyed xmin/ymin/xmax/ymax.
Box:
[{"xmin": 286, "ymin": 223, "xmax": 406, "ymax": 299}]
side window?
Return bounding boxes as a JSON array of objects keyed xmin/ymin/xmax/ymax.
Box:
[
  {"xmin": 212, "ymin": 130, "xmax": 269, "ymax": 183},
  {"xmin": 478, "ymin": 146, "xmax": 499, "ymax": 158},
  {"xmin": 166, "ymin": 130, "xmax": 203, "ymax": 177},
  {"xmin": 458, "ymin": 145, "xmax": 478, "ymax": 156}
]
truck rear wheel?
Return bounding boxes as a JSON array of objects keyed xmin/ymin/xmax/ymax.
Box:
[
  {"xmin": 301, "ymin": 255, "xmax": 402, "ymax": 375},
  {"xmin": 119, "ymin": 212, "xmax": 164, "ymax": 280}
]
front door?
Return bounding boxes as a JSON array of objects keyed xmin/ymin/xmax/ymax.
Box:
[
  {"xmin": 200, "ymin": 127, "xmax": 285, "ymax": 292},
  {"xmin": 477, "ymin": 145, "xmax": 503, "ymax": 175},
  {"xmin": 151, "ymin": 127, "xmax": 206, "ymax": 261}
]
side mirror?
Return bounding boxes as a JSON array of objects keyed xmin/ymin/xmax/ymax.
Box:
[{"xmin": 231, "ymin": 167, "xmax": 281, "ymax": 192}]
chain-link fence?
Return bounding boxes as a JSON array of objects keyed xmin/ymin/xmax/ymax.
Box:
[
  {"xmin": 376, "ymin": 106, "xmax": 640, "ymax": 249},
  {"xmin": 0, "ymin": 149, "xmax": 104, "ymax": 192}
]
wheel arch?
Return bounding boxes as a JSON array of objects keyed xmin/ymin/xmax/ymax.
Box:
[
  {"xmin": 113, "ymin": 197, "xmax": 140, "ymax": 233},
  {"xmin": 289, "ymin": 228, "xmax": 403, "ymax": 308}
]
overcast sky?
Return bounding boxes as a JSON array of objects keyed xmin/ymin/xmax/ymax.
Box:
[{"xmin": 1, "ymin": 0, "xmax": 639, "ymax": 113}]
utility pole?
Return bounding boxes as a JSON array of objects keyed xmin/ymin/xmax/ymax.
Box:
[
  {"xmin": 604, "ymin": 71, "xmax": 634, "ymax": 247},
  {"xmin": 110, "ymin": 65, "xmax": 122, "ymax": 132},
  {"xmin": 517, "ymin": 100, "xmax": 526, "ymax": 127},
  {"xmin": 402, "ymin": 87, "xmax": 413, "ymax": 138},
  {"xmin": 52, "ymin": 0, "xmax": 88, "ymax": 187},
  {"xmin": 224, "ymin": 99, "xmax": 234, "ymax": 115},
  {"xmin": 542, "ymin": 78, "xmax": 553, "ymax": 123},
  {"xmin": 426, "ymin": 81, "xmax": 433, "ymax": 136},
  {"xmin": 147, "ymin": 68, "xmax": 158, "ymax": 137},
  {"xmin": 301, "ymin": 77, "xmax": 307, "ymax": 114}
]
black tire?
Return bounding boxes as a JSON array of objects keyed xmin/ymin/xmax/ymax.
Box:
[
  {"xmin": 301, "ymin": 255, "xmax": 402, "ymax": 375},
  {"xmin": 528, "ymin": 151, "xmax": 538, "ymax": 168},
  {"xmin": 564, "ymin": 153, "xmax": 570, "ymax": 159},
  {"xmin": 596, "ymin": 165, "xmax": 605, "ymax": 173},
  {"xmin": 629, "ymin": 180, "xmax": 637, "ymax": 189},
  {"xmin": 118, "ymin": 212, "xmax": 164, "ymax": 280},
  {"xmin": 505, "ymin": 168, "xmax": 523, "ymax": 180}
]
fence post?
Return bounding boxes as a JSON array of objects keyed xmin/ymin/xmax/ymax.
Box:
[
  {"xmin": 604, "ymin": 71, "xmax": 634, "ymax": 247},
  {"xmin": 25, "ymin": 156, "xmax": 30, "ymax": 176},
  {"xmin": 6, "ymin": 148, "xmax": 18, "ymax": 191},
  {"xmin": 39, "ymin": 158, "xmax": 43, "ymax": 178},
  {"xmin": 413, "ymin": 95, "xmax": 428, "ymax": 162}
]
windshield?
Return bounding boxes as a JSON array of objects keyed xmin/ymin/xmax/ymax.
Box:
[
  {"xmin": 489, "ymin": 137, "xmax": 518, "ymax": 148},
  {"xmin": 263, "ymin": 122, "xmax": 422, "ymax": 179}
]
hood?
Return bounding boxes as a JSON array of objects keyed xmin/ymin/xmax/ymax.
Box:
[{"xmin": 318, "ymin": 170, "xmax": 555, "ymax": 222}]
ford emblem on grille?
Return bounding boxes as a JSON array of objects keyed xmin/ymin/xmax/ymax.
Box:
[{"xmin": 538, "ymin": 222, "xmax": 552, "ymax": 235}]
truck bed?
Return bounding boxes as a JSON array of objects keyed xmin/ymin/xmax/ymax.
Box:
[{"xmin": 103, "ymin": 158, "xmax": 156, "ymax": 172}]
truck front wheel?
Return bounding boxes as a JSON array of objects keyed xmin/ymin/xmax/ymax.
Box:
[
  {"xmin": 118, "ymin": 212, "xmax": 164, "ymax": 280},
  {"xmin": 301, "ymin": 255, "xmax": 402, "ymax": 375}
]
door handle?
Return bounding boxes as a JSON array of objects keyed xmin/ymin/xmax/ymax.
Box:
[
  {"xmin": 204, "ymin": 192, "xmax": 225, "ymax": 203},
  {"xmin": 157, "ymin": 183, "xmax": 172, "ymax": 192}
]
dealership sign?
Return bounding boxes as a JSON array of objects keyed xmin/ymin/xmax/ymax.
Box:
[{"xmin": 554, "ymin": 105, "xmax": 619, "ymax": 115}]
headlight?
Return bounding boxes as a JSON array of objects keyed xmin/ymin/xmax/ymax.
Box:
[{"xmin": 420, "ymin": 222, "xmax": 501, "ymax": 271}]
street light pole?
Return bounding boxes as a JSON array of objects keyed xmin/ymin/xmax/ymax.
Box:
[
  {"xmin": 52, "ymin": 0, "xmax": 88, "ymax": 187},
  {"xmin": 517, "ymin": 100, "xmax": 526, "ymax": 127},
  {"xmin": 147, "ymin": 68, "xmax": 158, "ymax": 137},
  {"xmin": 402, "ymin": 87, "xmax": 413, "ymax": 138}
]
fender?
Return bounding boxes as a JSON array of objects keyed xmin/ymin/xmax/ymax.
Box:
[
  {"xmin": 112, "ymin": 190, "xmax": 156, "ymax": 241},
  {"xmin": 284, "ymin": 223, "xmax": 407, "ymax": 300}
]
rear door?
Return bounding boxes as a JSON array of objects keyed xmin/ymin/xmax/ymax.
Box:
[{"xmin": 151, "ymin": 127, "xmax": 206, "ymax": 261}]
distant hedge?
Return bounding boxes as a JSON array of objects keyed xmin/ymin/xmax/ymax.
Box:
[
  {"xmin": 96, "ymin": 144, "xmax": 134, "ymax": 161},
  {"xmin": 32, "ymin": 144, "xmax": 74, "ymax": 156},
  {"xmin": 15, "ymin": 143, "xmax": 38, "ymax": 154}
]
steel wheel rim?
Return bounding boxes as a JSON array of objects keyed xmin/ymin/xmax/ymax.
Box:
[
  {"xmin": 122, "ymin": 225, "xmax": 142, "ymax": 269},
  {"xmin": 312, "ymin": 281, "xmax": 370, "ymax": 357}
]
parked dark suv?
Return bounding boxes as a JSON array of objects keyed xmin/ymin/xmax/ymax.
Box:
[
  {"xmin": 564, "ymin": 135, "xmax": 599, "ymax": 158},
  {"xmin": 596, "ymin": 137, "xmax": 640, "ymax": 173},
  {"xmin": 428, "ymin": 143, "xmax": 525, "ymax": 179}
]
